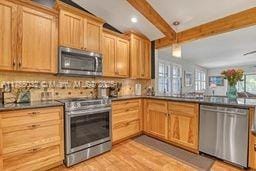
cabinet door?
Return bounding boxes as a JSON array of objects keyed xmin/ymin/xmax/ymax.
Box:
[
  {"xmin": 102, "ymin": 33, "xmax": 116, "ymax": 77},
  {"xmin": 130, "ymin": 35, "xmax": 141, "ymax": 78},
  {"xmin": 168, "ymin": 102, "xmax": 199, "ymax": 151},
  {"xmin": 144, "ymin": 100, "xmax": 168, "ymax": 139},
  {"xmin": 143, "ymin": 40, "xmax": 151, "ymax": 79},
  {"xmin": 86, "ymin": 19, "xmax": 102, "ymax": 53},
  {"xmin": 18, "ymin": 6, "xmax": 57, "ymax": 73},
  {"xmin": 0, "ymin": 1, "xmax": 17, "ymax": 71},
  {"xmin": 116, "ymin": 38, "xmax": 129, "ymax": 77},
  {"xmin": 59, "ymin": 10, "xmax": 84, "ymax": 49}
]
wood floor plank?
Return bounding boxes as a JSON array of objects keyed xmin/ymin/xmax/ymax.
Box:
[{"xmin": 50, "ymin": 140, "xmax": 244, "ymax": 171}]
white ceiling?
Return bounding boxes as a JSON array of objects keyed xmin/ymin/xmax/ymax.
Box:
[
  {"xmin": 158, "ymin": 26, "xmax": 256, "ymax": 69},
  {"xmin": 72, "ymin": 0, "xmax": 256, "ymax": 40},
  {"xmin": 72, "ymin": 0, "xmax": 164, "ymax": 40},
  {"xmin": 148, "ymin": 0, "xmax": 256, "ymax": 32}
]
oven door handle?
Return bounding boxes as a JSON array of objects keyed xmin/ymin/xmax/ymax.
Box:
[
  {"xmin": 95, "ymin": 57, "xmax": 99, "ymax": 72},
  {"xmin": 67, "ymin": 107, "xmax": 111, "ymax": 117}
]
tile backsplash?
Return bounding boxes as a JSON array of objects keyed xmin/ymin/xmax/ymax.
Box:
[{"xmin": 0, "ymin": 72, "xmax": 154, "ymax": 102}]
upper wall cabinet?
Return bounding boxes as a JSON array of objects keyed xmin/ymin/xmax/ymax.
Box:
[
  {"xmin": 102, "ymin": 30, "xmax": 129, "ymax": 78},
  {"xmin": 129, "ymin": 33, "xmax": 151, "ymax": 79},
  {"xmin": 0, "ymin": 0, "xmax": 58, "ymax": 73},
  {"xmin": 59, "ymin": 10, "xmax": 84, "ymax": 50},
  {"xmin": 57, "ymin": 2, "xmax": 104, "ymax": 53},
  {"xmin": 0, "ymin": 1, "xmax": 17, "ymax": 71}
]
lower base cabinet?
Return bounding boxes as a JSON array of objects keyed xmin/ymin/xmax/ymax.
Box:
[
  {"xmin": 168, "ymin": 102, "xmax": 199, "ymax": 152},
  {"xmin": 112, "ymin": 99, "xmax": 142, "ymax": 143},
  {"xmin": 143, "ymin": 100, "xmax": 168, "ymax": 139},
  {"xmin": 144, "ymin": 99, "xmax": 199, "ymax": 152},
  {"xmin": 0, "ymin": 106, "xmax": 64, "ymax": 171}
]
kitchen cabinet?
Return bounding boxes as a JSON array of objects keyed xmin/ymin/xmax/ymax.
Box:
[
  {"xmin": 103, "ymin": 30, "xmax": 129, "ymax": 78},
  {"xmin": 0, "ymin": 106, "xmax": 64, "ymax": 171},
  {"xmin": 0, "ymin": 1, "xmax": 17, "ymax": 71},
  {"xmin": 18, "ymin": 6, "xmax": 57, "ymax": 73},
  {"xmin": 58, "ymin": 2, "xmax": 104, "ymax": 53},
  {"xmin": 112, "ymin": 99, "xmax": 142, "ymax": 143},
  {"xmin": 144, "ymin": 100, "xmax": 168, "ymax": 139},
  {"xmin": 86, "ymin": 19, "xmax": 102, "ymax": 53},
  {"xmin": 59, "ymin": 10, "xmax": 84, "ymax": 49},
  {"xmin": 168, "ymin": 102, "xmax": 199, "ymax": 151},
  {"xmin": 129, "ymin": 33, "xmax": 151, "ymax": 79},
  {"xmin": 0, "ymin": 0, "xmax": 57, "ymax": 74},
  {"xmin": 249, "ymin": 108, "xmax": 256, "ymax": 169}
]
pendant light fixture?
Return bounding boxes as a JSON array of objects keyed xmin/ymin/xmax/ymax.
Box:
[{"xmin": 172, "ymin": 21, "xmax": 182, "ymax": 58}]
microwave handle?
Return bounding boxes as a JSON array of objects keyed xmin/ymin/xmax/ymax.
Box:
[{"xmin": 95, "ymin": 57, "xmax": 99, "ymax": 72}]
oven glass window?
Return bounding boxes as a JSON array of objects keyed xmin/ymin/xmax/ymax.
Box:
[
  {"xmin": 61, "ymin": 52, "xmax": 96, "ymax": 72},
  {"xmin": 70, "ymin": 112, "xmax": 110, "ymax": 148}
]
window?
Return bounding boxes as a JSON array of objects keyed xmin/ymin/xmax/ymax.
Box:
[
  {"xmin": 158, "ymin": 62, "xmax": 171, "ymax": 94},
  {"xmin": 237, "ymin": 74, "xmax": 256, "ymax": 94},
  {"xmin": 172, "ymin": 64, "xmax": 182, "ymax": 94},
  {"xmin": 157, "ymin": 61, "xmax": 182, "ymax": 95},
  {"xmin": 195, "ymin": 68, "xmax": 206, "ymax": 91}
]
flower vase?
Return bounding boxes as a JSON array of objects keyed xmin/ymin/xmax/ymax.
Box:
[{"xmin": 226, "ymin": 85, "xmax": 237, "ymax": 100}]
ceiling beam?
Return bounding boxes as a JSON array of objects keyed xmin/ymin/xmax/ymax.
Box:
[
  {"xmin": 156, "ymin": 7, "xmax": 256, "ymax": 49},
  {"xmin": 127, "ymin": 0, "xmax": 176, "ymax": 39}
]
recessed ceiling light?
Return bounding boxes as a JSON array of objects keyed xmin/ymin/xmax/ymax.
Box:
[{"xmin": 131, "ymin": 17, "xmax": 138, "ymax": 23}]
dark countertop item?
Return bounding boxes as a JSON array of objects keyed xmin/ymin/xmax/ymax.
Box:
[
  {"xmin": 111, "ymin": 95, "xmax": 256, "ymax": 108},
  {"xmin": 0, "ymin": 100, "xmax": 64, "ymax": 112}
]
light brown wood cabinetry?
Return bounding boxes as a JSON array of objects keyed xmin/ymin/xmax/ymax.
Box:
[
  {"xmin": 103, "ymin": 31, "xmax": 129, "ymax": 77},
  {"xmin": 168, "ymin": 102, "xmax": 199, "ymax": 152},
  {"xmin": 129, "ymin": 33, "xmax": 151, "ymax": 79},
  {"xmin": 18, "ymin": 6, "xmax": 57, "ymax": 73},
  {"xmin": 0, "ymin": 107, "xmax": 64, "ymax": 171},
  {"xmin": 59, "ymin": 10, "xmax": 84, "ymax": 49},
  {"xmin": 57, "ymin": 2, "xmax": 104, "ymax": 53},
  {"xmin": 144, "ymin": 100, "xmax": 168, "ymax": 139},
  {"xmin": 112, "ymin": 99, "xmax": 142, "ymax": 143},
  {"xmin": 86, "ymin": 19, "xmax": 102, "ymax": 53},
  {"xmin": 0, "ymin": 0, "xmax": 57, "ymax": 73},
  {"xmin": 0, "ymin": 1, "xmax": 17, "ymax": 71},
  {"xmin": 143, "ymin": 99, "xmax": 199, "ymax": 152}
]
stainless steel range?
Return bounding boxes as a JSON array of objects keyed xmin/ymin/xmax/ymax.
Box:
[{"xmin": 59, "ymin": 98, "xmax": 112, "ymax": 167}]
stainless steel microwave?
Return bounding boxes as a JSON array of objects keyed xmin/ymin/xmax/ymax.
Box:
[{"xmin": 58, "ymin": 47, "xmax": 103, "ymax": 76}]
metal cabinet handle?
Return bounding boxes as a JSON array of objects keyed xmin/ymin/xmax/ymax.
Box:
[
  {"xmin": 28, "ymin": 147, "xmax": 41, "ymax": 153},
  {"xmin": 13, "ymin": 59, "xmax": 16, "ymax": 68},
  {"xmin": 27, "ymin": 124, "xmax": 40, "ymax": 129},
  {"xmin": 28, "ymin": 111, "xmax": 40, "ymax": 116},
  {"xmin": 254, "ymin": 144, "xmax": 256, "ymax": 151}
]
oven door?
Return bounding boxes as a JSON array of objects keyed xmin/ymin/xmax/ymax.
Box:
[
  {"xmin": 59, "ymin": 47, "xmax": 102, "ymax": 76},
  {"xmin": 65, "ymin": 107, "xmax": 111, "ymax": 154}
]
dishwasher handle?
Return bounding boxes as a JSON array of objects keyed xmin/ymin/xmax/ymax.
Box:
[
  {"xmin": 200, "ymin": 107, "xmax": 247, "ymax": 116},
  {"xmin": 251, "ymin": 108, "xmax": 256, "ymax": 135}
]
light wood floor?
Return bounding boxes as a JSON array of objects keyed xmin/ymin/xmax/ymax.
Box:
[{"xmin": 50, "ymin": 140, "xmax": 244, "ymax": 171}]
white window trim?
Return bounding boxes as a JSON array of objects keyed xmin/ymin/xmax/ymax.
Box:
[{"xmin": 194, "ymin": 67, "xmax": 206, "ymax": 92}]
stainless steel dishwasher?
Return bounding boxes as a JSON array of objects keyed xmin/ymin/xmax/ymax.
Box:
[{"xmin": 199, "ymin": 105, "xmax": 249, "ymax": 167}]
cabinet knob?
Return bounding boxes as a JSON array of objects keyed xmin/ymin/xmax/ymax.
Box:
[
  {"xmin": 13, "ymin": 60, "xmax": 16, "ymax": 67},
  {"xmin": 254, "ymin": 144, "xmax": 256, "ymax": 151}
]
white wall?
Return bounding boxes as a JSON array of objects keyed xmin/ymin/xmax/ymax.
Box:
[
  {"xmin": 207, "ymin": 65, "xmax": 256, "ymax": 96},
  {"xmin": 155, "ymin": 49, "xmax": 207, "ymax": 94}
]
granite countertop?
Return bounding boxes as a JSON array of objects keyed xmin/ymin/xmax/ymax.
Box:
[
  {"xmin": 0, "ymin": 100, "xmax": 64, "ymax": 112},
  {"xmin": 111, "ymin": 95, "xmax": 256, "ymax": 108}
]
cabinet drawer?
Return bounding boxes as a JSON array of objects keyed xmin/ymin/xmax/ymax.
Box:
[
  {"xmin": 113, "ymin": 110, "xmax": 140, "ymax": 124},
  {"xmin": 168, "ymin": 102, "xmax": 198, "ymax": 116},
  {"xmin": 2, "ymin": 120, "xmax": 62, "ymax": 154},
  {"xmin": 146, "ymin": 100, "xmax": 167, "ymax": 113},
  {"xmin": 112, "ymin": 99, "xmax": 140, "ymax": 112},
  {"xmin": 2, "ymin": 143, "xmax": 62, "ymax": 171},
  {"xmin": 112, "ymin": 120, "xmax": 140, "ymax": 142},
  {"xmin": 1, "ymin": 107, "xmax": 63, "ymax": 128}
]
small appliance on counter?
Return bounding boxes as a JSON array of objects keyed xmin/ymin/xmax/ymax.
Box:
[
  {"xmin": 135, "ymin": 83, "xmax": 142, "ymax": 96},
  {"xmin": 146, "ymin": 86, "xmax": 155, "ymax": 96},
  {"xmin": 109, "ymin": 82, "xmax": 122, "ymax": 97},
  {"xmin": 97, "ymin": 87, "xmax": 110, "ymax": 98}
]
